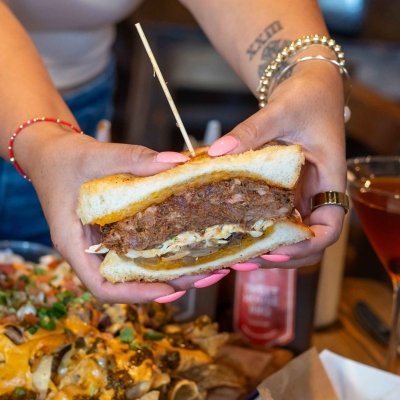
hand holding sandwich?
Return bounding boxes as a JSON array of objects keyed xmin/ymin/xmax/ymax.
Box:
[
  {"xmin": 26, "ymin": 132, "xmax": 217, "ymax": 303},
  {"xmin": 208, "ymin": 60, "xmax": 347, "ymax": 270},
  {"xmin": 180, "ymin": 0, "xmax": 348, "ymax": 269}
]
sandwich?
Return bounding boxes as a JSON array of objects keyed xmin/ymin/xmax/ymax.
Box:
[{"xmin": 77, "ymin": 144, "xmax": 312, "ymax": 283}]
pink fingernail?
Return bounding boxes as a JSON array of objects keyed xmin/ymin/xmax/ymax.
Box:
[
  {"xmin": 261, "ymin": 254, "xmax": 291, "ymax": 262},
  {"xmin": 231, "ymin": 262, "xmax": 260, "ymax": 271},
  {"xmin": 154, "ymin": 290, "xmax": 186, "ymax": 303},
  {"xmin": 208, "ymin": 136, "xmax": 239, "ymax": 156},
  {"xmin": 156, "ymin": 152, "xmax": 190, "ymax": 163},
  {"xmin": 194, "ymin": 274, "xmax": 226, "ymax": 289},
  {"xmin": 215, "ymin": 269, "xmax": 231, "ymax": 275}
]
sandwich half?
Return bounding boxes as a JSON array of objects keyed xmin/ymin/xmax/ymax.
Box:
[{"xmin": 77, "ymin": 144, "xmax": 312, "ymax": 282}]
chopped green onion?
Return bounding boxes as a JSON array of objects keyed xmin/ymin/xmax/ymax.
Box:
[
  {"xmin": 144, "ymin": 330, "xmax": 165, "ymax": 341},
  {"xmin": 33, "ymin": 267, "xmax": 46, "ymax": 276},
  {"xmin": 38, "ymin": 307, "xmax": 49, "ymax": 318},
  {"xmin": 14, "ymin": 387, "xmax": 26, "ymax": 397},
  {"xmin": 18, "ymin": 275, "xmax": 30, "ymax": 284},
  {"xmin": 49, "ymin": 302, "xmax": 67, "ymax": 319},
  {"xmin": 39, "ymin": 315, "xmax": 56, "ymax": 330},
  {"xmin": 129, "ymin": 342, "xmax": 150, "ymax": 351},
  {"xmin": 81, "ymin": 291, "xmax": 92, "ymax": 302},
  {"xmin": 27, "ymin": 325, "xmax": 39, "ymax": 335},
  {"xmin": 56, "ymin": 290, "xmax": 75, "ymax": 305},
  {"xmin": 37, "ymin": 302, "xmax": 66, "ymax": 328},
  {"xmin": 72, "ymin": 291, "xmax": 92, "ymax": 304},
  {"xmin": 0, "ymin": 290, "xmax": 8, "ymax": 305},
  {"xmin": 119, "ymin": 327, "xmax": 135, "ymax": 343}
]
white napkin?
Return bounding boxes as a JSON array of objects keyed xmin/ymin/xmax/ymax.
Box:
[{"xmin": 320, "ymin": 350, "xmax": 400, "ymax": 400}]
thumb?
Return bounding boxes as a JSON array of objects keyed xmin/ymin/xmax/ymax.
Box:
[{"xmin": 208, "ymin": 106, "xmax": 281, "ymax": 156}]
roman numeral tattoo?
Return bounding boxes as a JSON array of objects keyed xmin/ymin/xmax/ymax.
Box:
[{"xmin": 246, "ymin": 20, "xmax": 283, "ymax": 60}]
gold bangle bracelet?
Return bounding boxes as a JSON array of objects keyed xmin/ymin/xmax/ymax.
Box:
[
  {"xmin": 269, "ymin": 55, "xmax": 352, "ymax": 123},
  {"xmin": 257, "ymin": 34, "xmax": 346, "ymax": 108}
]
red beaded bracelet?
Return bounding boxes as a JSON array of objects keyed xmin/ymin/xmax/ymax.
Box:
[{"xmin": 8, "ymin": 117, "xmax": 83, "ymax": 181}]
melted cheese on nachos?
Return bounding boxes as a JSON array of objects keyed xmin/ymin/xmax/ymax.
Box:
[{"xmin": 0, "ymin": 253, "xmax": 245, "ymax": 399}]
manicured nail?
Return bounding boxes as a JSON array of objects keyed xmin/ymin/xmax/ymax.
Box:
[
  {"xmin": 214, "ymin": 269, "xmax": 231, "ymax": 275},
  {"xmin": 261, "ymin": 254, "xmax": 291, "ymax": 262},
  {"xmin": 208, "ymin": 136, "xmax": 239, "ymax": 156},
  {"xmin": 231, "ymin": 262, "xmax": 260, "ymax": 271},
  {"xmin": 154, "ymin": 290, "xmax": 186, "ymax": 303},
  {"xmin": 156, "ymin": 152, "xmax": 190, "ymax": 163},
  {"xmin": 194, "ymin": 274, "xmax": 226, "ymax": 289}
]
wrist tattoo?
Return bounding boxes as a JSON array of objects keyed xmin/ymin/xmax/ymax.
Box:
[
  {"xmin": 258, "ymin": 39, "xmax": 292, "ymax": 78},
  {"xmin": 246, "ymin": 20, "xmax": 283, "ymax": 61}
]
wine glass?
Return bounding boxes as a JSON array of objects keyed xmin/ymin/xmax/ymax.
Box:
[{"xmin": 347, "ymin": 156, "xmax": 400, "ymax": 372}]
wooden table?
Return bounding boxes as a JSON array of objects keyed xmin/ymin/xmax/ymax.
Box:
[{"xmin": 312, "ymin": 277, "xmax": 400, "ymax": 374}]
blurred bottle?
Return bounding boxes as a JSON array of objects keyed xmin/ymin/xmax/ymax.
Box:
[
  {"xmin": 290, "ymin": 264, "xmax": 321, "ymax": 353},
  {"xmin": 233, "ymin": 264, "xmax": 320, "ymax": 354},
  {"xmin": 234, "ymin": 269, "xmax": 297, "ymax": 347},
  {"xmin": 231, "ymin": 212, "xmax": 349, "ymax": 349}
]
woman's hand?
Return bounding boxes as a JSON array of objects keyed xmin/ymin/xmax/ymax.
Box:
[
  {"xmin": 26, "ymin": 132, "xmax": 219, "ymax": 303},
  {"xmin": 208, "ymin": 62, "xmax": 347, "ymax": 269}
]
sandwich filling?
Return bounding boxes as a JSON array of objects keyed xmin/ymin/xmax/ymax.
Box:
[{"xmin": 88, "ymin": 178, "xmax": 294, "ymax": 261}]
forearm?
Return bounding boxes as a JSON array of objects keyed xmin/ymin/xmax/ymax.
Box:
[
  {"xmin": 180, "ymin": 0, "xmax": 329, "ymax": 93},
  {"xmin": 0, "ymin": 3, "xmax": 77, "ymax": 167}
]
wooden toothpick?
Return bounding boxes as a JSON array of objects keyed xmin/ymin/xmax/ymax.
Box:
[{"xmin": 135, "ymin": 23, "xmax": 196, "ymax": 157}]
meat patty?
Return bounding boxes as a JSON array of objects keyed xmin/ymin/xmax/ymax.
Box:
[{"xmin": 101, "ymin": 178, "xmax": 294, "ymax": 254}]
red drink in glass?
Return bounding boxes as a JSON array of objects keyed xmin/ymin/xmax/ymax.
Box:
[
  {"xmin": 349, "ymin": 177, "xmax": 400, "ymax": 283},
  {"xmin": 348, "ymin": 157, "xmax": 400, "ymax": 372}
]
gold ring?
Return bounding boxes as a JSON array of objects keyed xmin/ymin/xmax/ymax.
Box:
[{"xmin": 311, "ymin": 191, "xmax": 350, "ymax": 214}]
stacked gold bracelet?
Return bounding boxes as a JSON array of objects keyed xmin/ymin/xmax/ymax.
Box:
[{"xmin": 257, "ymin": 34, "xmax": 349, "ymax": 111}]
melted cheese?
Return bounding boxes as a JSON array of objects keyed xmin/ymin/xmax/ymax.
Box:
[
  {"xmin": 63, "ymin": 314, "xmax": 93, "ymax": 336},
  {"xmin": 135, "ymin": 224, "xmax": 276, "ymax": 270},
  {"xmin": 62, "ymin": 316, "xmax": 159, "ymax": 397},
  {"xmin": 0, "ymin": 253, "xmax": 229, "ymax": 398},
  {"xmin": 152, "ymin": 339, "xmax": 212, "ymax": 372},
  {"xmin": 0, "ymin": 329, "xmax": 70, "ymax": 395}
]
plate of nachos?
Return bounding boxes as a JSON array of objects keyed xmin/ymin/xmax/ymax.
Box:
[{"xmin": 0, "ymin": 242, "xmax": 246, "ymax": 400}]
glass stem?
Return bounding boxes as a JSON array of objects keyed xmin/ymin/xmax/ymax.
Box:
[{"xmin": 386, "ymin": 283, "xmax": 400, "ymax": 372}]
